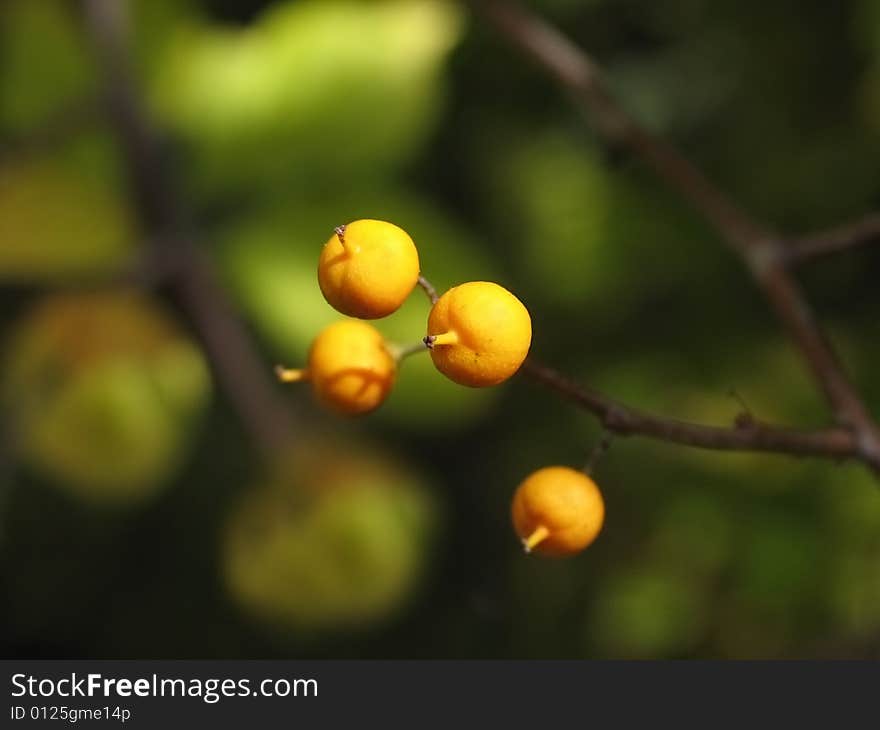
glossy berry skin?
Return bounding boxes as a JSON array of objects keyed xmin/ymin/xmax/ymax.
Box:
[
  {"xmin": 511, "ymin": 466, "xmax": 605, "ymax": 557},
  {"xmin": 279, "ymin": 320, "xmax": 395, "ymax": 415},
  {"xmin": 426, "ymin": 281, "xmax": 531, "ymax": 387},
  {"xmin": 318, "ymin": 219, "xmax": 420, "ymax": 319}
]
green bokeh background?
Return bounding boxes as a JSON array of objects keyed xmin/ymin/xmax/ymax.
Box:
[{"xmin": 1, "ymin": 0, "xmax": 880, "ymax": 659}]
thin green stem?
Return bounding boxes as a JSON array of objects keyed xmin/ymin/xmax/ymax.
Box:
[
  {"xmin": 417, "ymin": 274, "xmax": 440, "ymax": 305},
  {"xmin": 389, "ymin": 341, "xmax": 430, "ymax": 364},
  {"xmin": 584, "ymin": 431, "xmax": 614, "ymax": 476}
]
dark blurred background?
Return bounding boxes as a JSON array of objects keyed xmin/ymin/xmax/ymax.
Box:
[{"xmin": 1, "ymin": 0, "xmax": 880, "ymax": 659}]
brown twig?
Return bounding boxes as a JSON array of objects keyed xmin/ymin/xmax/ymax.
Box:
[
  {"xmin": 471, "ymin": 0, "xmax": 880, "ymax": 471},
  {"xmin": 82, "ymin": 0, "xmax": 296, "ymax": 456},
  {"xmin": 522, "ymin": 360, "xmax": 859, "ymax": 461},
  {"xmin": 784, "ymin": 213, "xmax": 880, "ymax": 265},
  {"xmin": 584, "ymin": 431, "xmax": 613, "ymax": 475},
  {"xmin": 417, "ymin": 274, "xmax": 440, "ymax": 305}
]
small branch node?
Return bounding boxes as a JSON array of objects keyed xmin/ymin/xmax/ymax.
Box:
[
  {"xmin": 745, "ymin": 238, "xmax": 785, "ymax": 278},
  {"xmin": 584, "ymin": 431, "xmax": 614, "ymax": 475},
  {"xmin": 728, "ymin": 388, "xmax": 756, "ymax": 430}
]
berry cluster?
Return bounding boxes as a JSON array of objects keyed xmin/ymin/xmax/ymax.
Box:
[{"xmin": 277, "ymin": 219, "xmax": 605, "ymax": 557}]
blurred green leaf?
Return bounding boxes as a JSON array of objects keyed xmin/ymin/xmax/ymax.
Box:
[
  {"xmin": 589, "ymin": 568, "xmax": 707, "ymax": 657},
  {"xmin": 0, "ymin": 141, "xmax": 135, "ymax": 282},
  {"xmin": 482, "ymin": 129, "xmax": 714, "ymax": 314},
  {"xmin": 734, "ymin": 514, "xmax": 821, "ymax": 616},
  {"xmin": 0, "ymin": 0, "xmax": 95, "ymax": 133},
  {"xmin": 149, "ymin": 0, "xmax": 463, "ymax": 198},
  {"xmin": 223, "ymin": 444, "xmax": 437, "ymax": 633},
  {"xmin": 649, "ymin": 493, "xmax": 732, "ymax": 579},
  {"xmin": 829, "ymin": 550, "xmax": 880, "ymax": 638}
]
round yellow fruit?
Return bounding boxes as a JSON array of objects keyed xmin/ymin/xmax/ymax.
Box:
[
  {"xmin": 511, "ymin": 466, "xmax": 605, "ymax": 557},
  {"xmin": 317, "ymin": 219, "xmax": 420, "ymax": 319},
  {"xmin": 277, "ymin": 320, "xmax": 395, "ymax": 415},
  {"xmin": 426, "ymin": 281, "xmax": 531, "ymax": 387}
]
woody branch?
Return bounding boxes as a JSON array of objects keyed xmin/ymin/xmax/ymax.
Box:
[{"xmin": 469, "ymin": 0, "xmax": 880, "ymax": 471}]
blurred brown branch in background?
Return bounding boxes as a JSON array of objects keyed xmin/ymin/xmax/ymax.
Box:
[
  {"xmin": 784, "ymin": 213, "xmax": 880, "ymax": 265},
  {"xmin": 471, "ymin": 0, "xmax": 880, "ymax": 473},
  {"xmin": 82, "ymin": 0, "xmax": 297, "ymax": 457}
]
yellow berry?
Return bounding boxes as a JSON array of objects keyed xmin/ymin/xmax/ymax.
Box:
[
  {"xmin": 426, "ymin": 281, "xmax": 531, "ymax": 387},
  {"xmin": 511, "ymin": 466, "xmax": 605, "ymax": 557},
  {"xmin": 317, "ymin": 219, "xmax": 420, "ymax": 319},
  {"xmin": 276, "ymin": 320, "xmax": 395, "ymax": 415}
]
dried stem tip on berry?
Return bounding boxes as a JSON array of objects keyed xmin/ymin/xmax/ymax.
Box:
[
  {"xmin": 318, "ymin": 219, "xmax": 420, "ymax": 319},
  {"xmin": 334, "ymin": 225, "xmax": 347, "ymax": 246}
]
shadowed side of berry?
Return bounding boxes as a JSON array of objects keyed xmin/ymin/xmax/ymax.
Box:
[{"xmin": 276, "ymin": 320, "xmax": 396, "ymax": 415}]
